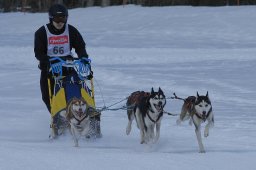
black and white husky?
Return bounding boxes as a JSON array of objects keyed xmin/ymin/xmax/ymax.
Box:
[
  {"xmin": 176, "ymin": 92, "xmax": 214, "ymax": 153},
  {"xmin": 126, "ymin": 88, "xmax": 166, "ymax": 144}
]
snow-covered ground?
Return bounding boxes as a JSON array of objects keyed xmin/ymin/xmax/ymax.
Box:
[{"xmin": 0, "ymin": 5, "xmax": 256, "ymax": 170}]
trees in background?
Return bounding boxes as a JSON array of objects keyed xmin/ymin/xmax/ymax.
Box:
[{"xmin": 0, "ymin": 0, "xmax": 255, "ymax": 12}]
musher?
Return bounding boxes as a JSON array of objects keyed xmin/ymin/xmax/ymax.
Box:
[{"xmin": 34, "ymin": 4, "xmax": 100, "ymax": 138}]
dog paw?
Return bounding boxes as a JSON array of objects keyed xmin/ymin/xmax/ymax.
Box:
[
  {"xmin": 74, "ymin": 142, "xmax": 79, "ymax": 147},
  {"xmin": 199, "ymin": 150, "xmax": 206, "ymax": 153},
  {"xmin": 153, "ymin": 139, "xmax": 159, "ymax": 144},
  {"xmin": 189, "ymin": 119, "xmax": 193, "ymax": 126},
  {"xmin": 126, "ymin": 127, "xmax": 131, "ymax": 135},
  {"xmin": 204, "ymin": 130, "xmax": 209, "ymax": 137},
  {"xmin": 49, "ymin": 134, "xmax": 58, "ymax": 140},
  {"xmin": 176, "ymin": 119, "xmax": 181, "ymax": 125},
  {"xmin": 140, "ymin": 140, "xmax": 146, "ymax": 144}
]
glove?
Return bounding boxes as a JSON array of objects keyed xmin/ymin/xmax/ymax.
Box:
[
  {"xmin": 87, "ymin": 70, "xmax": 93, "ymax": 80},
  {"xmin": 81, "ymin": 57, "xmax": 91, "ymax": 65},
  {"xmin": 80, "ymin": 57, "xmax": 93, "ymax": 80}
]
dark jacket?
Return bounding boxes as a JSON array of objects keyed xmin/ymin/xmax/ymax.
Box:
[{"xmin": 34, "ymin": 23, "xmax": 88, "ymax": 70}]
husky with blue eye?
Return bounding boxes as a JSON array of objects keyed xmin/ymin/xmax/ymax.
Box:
[
  {"xmin": 176, "ymin": 92, "xmax": 214, "ymax": 153},
  {"xmin": 126, "ymin": 88, "xmax": 166, "ymax": 144}
]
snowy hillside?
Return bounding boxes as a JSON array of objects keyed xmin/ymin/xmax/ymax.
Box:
[{"xmin": 0, "ymin": 5, "xmax": 256, "ymax": 170}]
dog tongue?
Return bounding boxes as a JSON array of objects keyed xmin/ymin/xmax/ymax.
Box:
[
  {"xmin": 78, "ymin": 111, "xmax": 83, "ymax": 117},
  {"xmin": 155, "ymin": 105, "xmax": 162, "ymax": 112}
]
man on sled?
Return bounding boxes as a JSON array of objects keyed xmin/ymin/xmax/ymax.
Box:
[{"xmin": 34, "ymin": 4, "xmax": 101, "ymax": 139}]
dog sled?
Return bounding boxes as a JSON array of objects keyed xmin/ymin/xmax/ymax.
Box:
[{"xmin": 48, "ymin": 56, "xmax": 101, "ymax": 139}]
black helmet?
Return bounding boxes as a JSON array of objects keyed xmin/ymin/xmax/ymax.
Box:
[{"xmin": 48, "ymin": 4, "xmax": 68, "ymax": 21}]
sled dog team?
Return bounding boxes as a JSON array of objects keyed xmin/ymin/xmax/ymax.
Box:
[{"xmin": 61, "ymin": 87, "xmax": 214, "ymax": 153}]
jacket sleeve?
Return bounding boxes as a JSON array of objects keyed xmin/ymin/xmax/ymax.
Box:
[
  {"xmin": 34, "ymin": 26, "xmax": 49, "ymax": 67},
  {"xmin": 69, "ymin": 25, "xmax": 89, "ymax": 58}
]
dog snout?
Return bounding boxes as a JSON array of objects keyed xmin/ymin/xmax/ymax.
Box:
[
  {"xmin": 202, "ymin": 111, "xmax": 206, "ymax": 115},
  {"xmin": 158, "ymin": 101, "xmax": 162, "ymax": 106},
  {"xmin": 79, "ymin": 108, "xmax": 83, "ymax": 112}
]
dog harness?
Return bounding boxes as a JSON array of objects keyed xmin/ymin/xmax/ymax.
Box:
[
  {"xmin": 147, "ymin": 106, "xmax": 163, "ymax": 123},
  {"xmin": 71, "ymin": 110, "xmax": 89, "ymax": 126}
]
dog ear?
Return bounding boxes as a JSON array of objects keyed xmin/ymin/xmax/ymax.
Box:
[
  {"xmin": 67, "ymin": 98, "xmax": 75, "ymax": 107},
  {"xmin": 81, "ymin": 97, "xmax": 89, "ymax": 111},
  {"xmin": 151, "ymin": 87, "xmax": 154, "ymax": 94},
  {"xmin": 206, "ymin": 91, "xmax": 209, "ymax": 97},
  {"xmin": 80, "ymin": 97, "xmax": 87, "ymax": 105},
  {"xmin": 197, "ymin": 92, "xmax": 200, "ymax": 98},
  {"xmin": 158, "ymin": 87, "xmax": 162, "ymax": 93},
  {"xmin": 66, "ymin": 100, "xmax": 73, "ymax": 119},
  {"xmin": 67, "ymin": 97, "xmax": 78, "ymax": 112},
  {"xmin": 71, "ymin": 97, "xmax": 79, "ymax": 104}
]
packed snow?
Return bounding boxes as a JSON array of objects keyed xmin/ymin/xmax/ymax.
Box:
[{"xmin": 0, "ymin": 5, "xmax": 256, "ymax": 170}]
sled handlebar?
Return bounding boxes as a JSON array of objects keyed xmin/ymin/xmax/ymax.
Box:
[{"xmin": 49, "ymin": 57, "xmax": 92, "ymax": 80}]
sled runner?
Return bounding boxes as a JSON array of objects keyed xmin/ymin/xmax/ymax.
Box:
[{"xmin": 48, "ymin": 57, "xmax": 101, "ymax": 138}]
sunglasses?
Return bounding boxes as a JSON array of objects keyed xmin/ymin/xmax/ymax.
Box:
[{"xmin": 52, "ymin": 15, "xmax": 67, "ymax": 23}]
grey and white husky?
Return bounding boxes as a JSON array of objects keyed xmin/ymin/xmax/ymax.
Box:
[
  {"xmin": 126, "ymin": 88, "xmax": 166, "ymax": 144},
  {"xmin": 65, "ymin": 97, "xmax": 90, "ymax": 147},
  {"xmin": 176, "ymin": 92, "xmax": 214, "ymax": 153}
]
